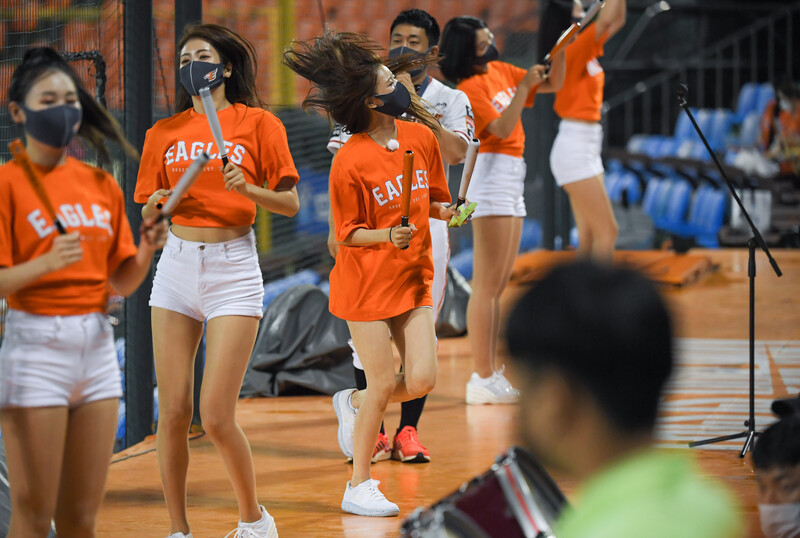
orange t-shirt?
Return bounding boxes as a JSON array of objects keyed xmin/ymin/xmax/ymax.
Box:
[
  {"xmin": 134, "ymin": 103, "xmax": 299, "ymax": 227},
  {"xmin": 0, "ymin": 157, "xmax": 138, "ymax": 315},
  {"xmin": 328, "ymin": 121, "xmax": 450, "ymax": 321},
  {"xmin": 457, "ymin": 61, "xmax": 537, "ymax": 158},
  {"xmin": 554, "ymin": 23, "xmax": 608, "ymax": 122}
]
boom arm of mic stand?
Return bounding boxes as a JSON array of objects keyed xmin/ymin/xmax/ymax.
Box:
[{"xmin": 676, "ymin": 94, "xmax": 782, "ymax": 278}]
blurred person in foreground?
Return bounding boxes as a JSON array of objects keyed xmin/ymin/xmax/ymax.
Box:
[
  {"xmin": 753, "ymin": 395, "xmax": 800, "ymax": 538},
  {"xmin": 505, "ymin": 261, "xmax": 741, "ymax": 538}
]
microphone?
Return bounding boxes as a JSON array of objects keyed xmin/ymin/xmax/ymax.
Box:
[{"xmin": 676, "ymin": 82, "xmax": 689, "ymax": 106}]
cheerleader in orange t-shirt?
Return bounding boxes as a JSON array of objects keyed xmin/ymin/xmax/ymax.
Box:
[
  {"xmin": 0, "ymin": 48, "xmax": 167, "ymax": 537},
  {"xmin": 548, "ymin": 0, "xmax": 626, "ymax": 261},
  {"xmin": 438, "ymin": 17, "xmax": 565, "ymax": 405},
  {"xmin": 134, "ymin": 24, "xmax": 299, "ymax": 538},
  {"xmin": 284, "ymin": 32, "xmax": 455, "ymax": 517}
]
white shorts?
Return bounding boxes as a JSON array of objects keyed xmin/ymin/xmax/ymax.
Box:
[
  {"xmin": 465, "ymin": 153, "xmax": 527, "ymax": 218},
  {"xmin": 550, "ymin": 120, "xmax": 605, "ymax": 186},
  {"xmin": 0, "ymin": 309, "xmax": 122, "ymax": 408},
  {"xmin": 150, "ymin": 230, "xmax": 264, "ymax": 321},
  {"xmin": 351, "ymin": 219, "xmax": 448, "ymax": 370}
]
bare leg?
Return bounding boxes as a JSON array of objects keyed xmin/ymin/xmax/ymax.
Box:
[
  {"xmin": 152, "ymin": 307, "xmax": 204, "ymax": 535},
  {"xmin": 0, "ymin": 406, "xmax": 68, "ymax": 537},
  {"xmin": 200, "ymin": 315, "xmax": 261, "ymax": 523},
  {"xmin": 467, "ymin": 216, "xmax": 524, "ymax": 376},
  {"xmin": 346, "ymin": 319, "xmax": 395, "ymax": 486},
  {"xmin": 54, "ymin": 398, "xmax": 119, "ymax": 538},
  {"xmin": 564, "ymin": 175, "xmax": 618, "ymax": 263}
]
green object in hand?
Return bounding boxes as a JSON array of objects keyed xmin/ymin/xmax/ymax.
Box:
[{"xmin": 448, "ymin": 202, "xmax": 477, "ymax": 227}]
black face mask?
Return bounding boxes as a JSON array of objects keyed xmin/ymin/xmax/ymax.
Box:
[
  {"xmin": 374, "ymin": 81, "xmax": 412, "ymax": 117},
  {"xmin": 474, "ymin": 43, "xmax": 499, "ymax": 66},
  {"xmin": 179, "ymin": 60, "xmax": 226, "ymax": 96},
  {"xmin": 22, "ymin": 104, "xmax": 82, "ymax": 149},
  {"xmin": 388, "ymin": 46, "xmax": 429, "ymax": 79}
]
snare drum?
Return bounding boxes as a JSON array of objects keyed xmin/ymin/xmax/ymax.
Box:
[{"xmin": 402, "ymin": 446, "xmax": 567, "ymax": 538}]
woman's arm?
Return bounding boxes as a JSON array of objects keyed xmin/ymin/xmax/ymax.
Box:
[
  {"xmin": 0, "ymin": 233, "xmax": 83, "ymax": 298},
  {"xmin": 484, "ymin": 65, "xmax": 549, "ymax": 139},
  {"xmin": 342, "ymin": 225, "xmax": 415, "ymax": 249},
  {"xmin": 537, "ymin": 49, "xmax": 566, "ymax": 94},
  {"xmin": 108, "ymin": 219, "xmax": 168, "ymax": 297},
  {"xmin": 596, "ymin": 0, "xmax": 627, "ymax": 39},
  {"xmin": 222, "ymin": 163, "xmax": 300, "ymax": 217}
]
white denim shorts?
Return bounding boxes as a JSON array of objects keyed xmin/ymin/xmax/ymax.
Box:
[
  {"xmin": 550, "ymin": 119, "xmax": 605, "ymax": 186},
  {"xmin": 150, "ymin": 230, "xmax": 264, "ymax": 321},
  {"xmin": 0, "ymin": 309, "xmax": 122, "ymax": 408},
  {"xmin": 466, "ymin": 153, "xmax": 527, "ymax": 218}
]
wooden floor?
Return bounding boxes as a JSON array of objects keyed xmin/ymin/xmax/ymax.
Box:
[{"xmin": 98, "ymin": 249, "xmax": 800, "ymax": 537}]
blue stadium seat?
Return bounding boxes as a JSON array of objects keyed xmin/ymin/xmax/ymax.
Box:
[
  {"xmin": 518, "ymin": 219, "xmax": 542, "ymax": 253},
  {"xmin": 753, "ymin": 83, "xmax": 775, "ymax": 118},
  {"xmin": 626, "ymin": 134, "xmax": 649, "ymax": 154},
  {"xmin": 706, "ymin": 109, "xmax": 734, "ymax": 151},
  {"xmin": 671, "ymin": 188, "xmax": 727, "ymax": 247},
  {"xmin": 655, "ymin": 180, "xmax": 692, "ymax": 230},
  {"xmin": 738, "ymin": 111, "xmax": 762, "ymax": 148},
  {"xmin": 734, "ymin": 82, "xmax": 759, "ymax": 123},
  {"xmin": 449, "ymin": 248, "xmax": 474, "ymax": 281},
  {"xmin": 619, "ymin": 172, "xmax": 644, "ymax": 204}
]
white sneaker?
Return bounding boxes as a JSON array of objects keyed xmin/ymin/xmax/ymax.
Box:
[
  {"xmin": 224, "ymin": 505, "xmax": 278, "ymax": 538},
  {"xmin": 167, "ymin": 533, "xmax": 192, "ymax": 538},
  {"xmin": 341, "ymin": 479, "xmax": 399, "ymax": 517},
  {"xmin": 465, "ymin": 368, "xmax": 520, "ymax": 404},
  {"xmin": 333, "ymin": 388, "xmax": 358, "ymax": 458}
]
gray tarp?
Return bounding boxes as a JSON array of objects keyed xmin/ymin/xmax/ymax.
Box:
[{"xmin": 240, "ymin": 284, "xmax": 353, "ymax": 397}]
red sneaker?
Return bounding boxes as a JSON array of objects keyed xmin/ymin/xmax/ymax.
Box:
[
  {"xmin": 347, "ymin": 431, "xmax": 391, "ymax": 464},
  {"xmin": 392, "ymin": 426, "xmax": 430, "ymax": 463}
]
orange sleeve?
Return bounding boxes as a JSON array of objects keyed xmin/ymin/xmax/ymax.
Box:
[
  {"xmin": 330, "ymin": 154, "xmax": 368, "ymax": 242},
  {"xmin": 106, "ymin": 178, "xmax": 138, "ymax": 274},
  {"xmin": 426, "ymin": 134, "xmax": 450, "ymax": 205},
  {"xmin": 258, "ymin": 116, "xmax": 300, "ymax": 190},
  {"xmin": 134, "ymin": 127, "xmax": 168, "ymax": 203},
  {"xmin": 460, "ymin": 79, "xmax": 498, "ymax": 136},
  {"xmin": 0, "ymin": 171, "xmax": 13, "ymax": 268}
]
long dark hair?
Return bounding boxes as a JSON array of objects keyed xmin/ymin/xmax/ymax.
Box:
[
  {"xmin": 176, "ymin": 23, "xmax": 265, "ymax": 112},
  {"xmin": 8, "ymin": 47, "xmax": 137, "ymax": 163},
  {"xmin": 283, "ymin": 31, "xmax": 440, "ymax": 135},
  {"xmin": 538, "ymin": 0, "xmax": 576, "ymax": 63},
  {"xmin": 439, "ymin": 16, "xmax": 487, "ymax": 85}
]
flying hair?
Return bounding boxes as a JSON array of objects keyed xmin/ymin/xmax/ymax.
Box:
[{"xmin": 283, "ymin": 31, "xmax": 440, "ymax": 135}]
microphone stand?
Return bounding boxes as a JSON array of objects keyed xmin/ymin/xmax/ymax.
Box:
[{"xmin": 677, "ymin": 83, "xmax": 783, "ymax": 457}]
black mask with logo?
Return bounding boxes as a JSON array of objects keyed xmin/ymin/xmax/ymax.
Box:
[{"xmin": 179, "ymin": 61, "xmax": 226, "ymax": 96}]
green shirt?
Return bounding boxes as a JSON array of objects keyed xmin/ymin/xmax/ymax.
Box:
[{"xmin": 556, "ymin": 449, "xmax": 742, "ymax": 538}]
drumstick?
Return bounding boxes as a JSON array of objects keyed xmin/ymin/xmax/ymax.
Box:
[
  {"xmin": 449, "ymin": 138, "xmax": 480, "ymax": 228},
  {"xmin": 543, "ymin": 0, "xmax": 604, "ymax": 65},
  {"xmin": 155, "ymin": 153, "xmax": 210, "ymax": 222},
  {"xmin": 198, "ymin": 86, "xmax": 229, "ymax": 168},
  {"xmin": 531, "ymin": 0, "xmax": 605, "ymax": 92},
  {"xmin": 8, "ymin": 139, "xmax": 66, "ymax": 234},
  {"xmin": 400, "ymin": 150, "xmax": 414, "ymax": 250}
]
